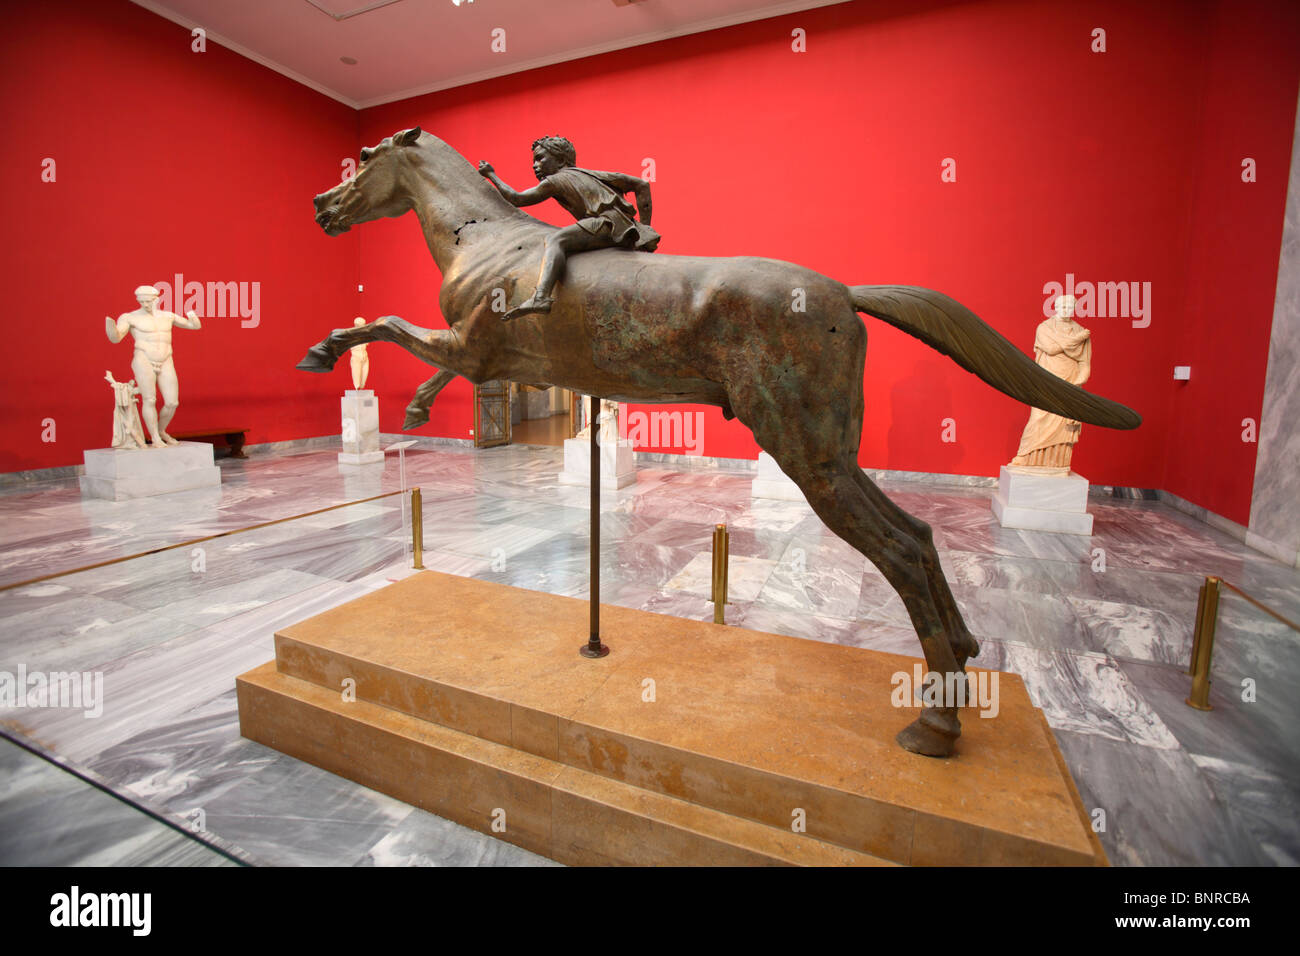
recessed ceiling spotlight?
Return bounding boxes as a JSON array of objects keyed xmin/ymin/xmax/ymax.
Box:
[
  {"xmin": 451, "ymin": 0, "xmax": 473, "ymax": 7},
  {"xmin": 340, "ymin": 56, "xmax": 358, "ymax": 65}
]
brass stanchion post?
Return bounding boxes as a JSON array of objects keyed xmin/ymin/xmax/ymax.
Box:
[
  {"xmin": 1186, "ymin": 578, "xmax": 1209, "ymax": 676},
  {"xmin": 712, "ymin": 523, "xmax": 730, "ymax": 624},
  {"xmin": 1186, "ymin": 575, "xmax": 1220, "ymax": 710},
  {"xmin": 411, "ymin": 487, "xmax": 424, "ymax": 570}
]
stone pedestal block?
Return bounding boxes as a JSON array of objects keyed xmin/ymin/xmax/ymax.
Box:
[
  {"xmin": 237, "ymin": 571, "xmax": 1107, "ymax": 867},
  {"xmin": 558, "ymin": 437, "xmax": 637, "ymax": 489},
  {"xmin": 751, "ymin": 451, "xmax": 806, "ymax": 502},
  {"xmin": 80, "ymin": 442, "xmax": 221, "ymax": 500},
  {"xmin": 340, "ymin": 389, "xmax": 383, "ymax": 465},
  {"xmin": 992, "ymin": 465, "xmax": 1093, "ymax": 535}
]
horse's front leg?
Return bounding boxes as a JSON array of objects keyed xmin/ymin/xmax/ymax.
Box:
[
  {"xmin": 297, "ymin": 316, "xmax": 481, "ymax": 381},
  {"xmin": 403, "ymin": 369, "xmax": 458, "ymax": 429}
]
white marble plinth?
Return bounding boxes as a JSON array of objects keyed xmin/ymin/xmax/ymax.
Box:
[
  {"xmin": 751, "ymin": 452, "xmax": 806, "ymax": 502},
  {"xmin": 992, "ymin": 465, "xmax": 1093, "ymax": 535},
  {"xmin": 340, "ymin": 390, "xmax": 383, "ymax": 465},
  {"xmin": 558, "ymin": 438, "xmax": 637, "ymax": 489},
  {"xmin": 80, "ymin": 441, "xmax": 221, "ymax": 500}
]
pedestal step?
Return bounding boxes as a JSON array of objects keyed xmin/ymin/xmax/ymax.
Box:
[
  {"xmin": 237, "ymin": 572, "xmax": 1104, "ymax": 867},
  {"xmin": 993, "ymin": 465, "xmax": 1094, "ymax": 535},
  {"xmin": 80, "ymin": 441, "xmax": 221, "ymax": 500},
  {"xmin": 751, "ymin": 451, "xmax": 806, "ymax": 501},
  {"xmin": 558, "ymin": 438, "xmax": 637, "ymax": 489},
  {"xmin": 340, "ymin": 390, "xmax": 381, "ymax": 464},
  {"xmin": 238, "ymin": 662, "xmax": 890, "ymax": 866}
]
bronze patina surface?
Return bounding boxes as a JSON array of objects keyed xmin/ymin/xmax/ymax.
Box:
[{"xmin": 299, "ymin": 128, "xmax": 1141, "ymax": 757}]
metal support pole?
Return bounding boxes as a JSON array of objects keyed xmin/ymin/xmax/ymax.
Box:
[
  {"xmin": 411, "ymin": 487, "xmax": 424, "ymax": 570},
  {"xmin": 712, "ymin": 523, "xmax": 729, "ymax": 624},
  {"xmin": 1186, "ymin": 575, "xmax": 1220, "ymax": 710},
  {"xmin": 581, "ymin": 396, "xmax": 609, "ymax": 658}
]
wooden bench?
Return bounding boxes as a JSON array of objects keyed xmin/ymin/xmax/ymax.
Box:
[{"xmin": 170, "ymin": 428, "xmax": 250, "ymax": 459}]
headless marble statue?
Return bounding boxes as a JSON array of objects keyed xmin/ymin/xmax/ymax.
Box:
[
  {"xmin": 1010, "ymin": 295, "xmax": 1091, "ymax": 474},
  {"xmin": 104, "ymin": 371, "xmax": 147, "ymax": 449},
  {"xmin": 349, "ymin": 318, "xmax": 370, "ymax": 389},
  {"xmin": 574, "ymin": 398, "xmax": 619, "ymax": 445}
]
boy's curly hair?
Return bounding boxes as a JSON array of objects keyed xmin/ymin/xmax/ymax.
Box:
[{"xmin": 531, "ymin": 135, "xmax": 576, "ymax": 167}]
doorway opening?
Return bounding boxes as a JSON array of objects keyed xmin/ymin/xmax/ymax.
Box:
[{"xmin": 500, "ymin": 384, "xmax": 577, "ymax": 447}]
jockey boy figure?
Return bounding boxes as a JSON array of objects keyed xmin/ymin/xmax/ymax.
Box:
[{"xmin": 478, "ymin": 136, "xmax": 660, "ymax": 320}]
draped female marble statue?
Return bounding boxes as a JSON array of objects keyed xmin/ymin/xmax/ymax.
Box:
[
  {"xmin": 299, "ymin": 127, "xmax": 1142, "ymax": 757},
  {"xmin": 1010, "ymin": 294, "xmax": 1091, "ymax": 473}
]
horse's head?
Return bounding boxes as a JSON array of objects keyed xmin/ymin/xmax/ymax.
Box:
[{"xmin": 313, "ymin": 127, "xmax": 424, "ymax": 236}]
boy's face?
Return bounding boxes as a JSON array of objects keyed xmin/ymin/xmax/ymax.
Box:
[{"xmin": 532, "ymin": 147, "xmax": 564, "ymax": 180}]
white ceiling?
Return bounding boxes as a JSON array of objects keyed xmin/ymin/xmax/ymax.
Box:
[{"xmin": 131, "ymin": 0, "xmax": 854, "ymax": 109}]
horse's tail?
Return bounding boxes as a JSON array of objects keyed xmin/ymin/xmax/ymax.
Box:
[{"xmin": 849, "ymin": 284, "xmax": 1141, "ymax": 430}]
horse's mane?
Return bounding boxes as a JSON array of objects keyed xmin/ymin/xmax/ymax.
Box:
[{"xmin": 413, "ymin": 132, "xmax": 534, "ymax": 223}]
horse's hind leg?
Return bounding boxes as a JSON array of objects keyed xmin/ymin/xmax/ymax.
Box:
[
  {"xmin": 801, "ymin": 458, "xmax": 963, "ymax": 755},
  {"xmin": 849, "ymin": 470, "xmax": 979, "ymax": 668},
  {"xmin": 733, "ymin": 396, "xmax": 964, "ymax": 756}
]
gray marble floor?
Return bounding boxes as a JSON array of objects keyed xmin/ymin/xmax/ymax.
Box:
[
  {"xmin": 0, "ymin": 735, "xmax": 239, "ymax": 867},
  {"xmin": 0, "ymin": 442, "xmax": 1296, "ymax": 866}
]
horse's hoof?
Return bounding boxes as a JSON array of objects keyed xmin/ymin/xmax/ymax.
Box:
[
  {"xmin": 896, "ymin": 712, "xmax": 960, "ymax": 758},
  {"xmin": 954, "ymin": 633, "xmax": 981, "ymax": 668},
  {"xmin": 403, "ymin": 408, "xmax": 429, "ymax": 430},
  {"xmin": 296, "ymin": 344, "xmax": 336, "ymax": 373}
]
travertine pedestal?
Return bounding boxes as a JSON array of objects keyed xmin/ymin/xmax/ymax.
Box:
[
  {"xmin": 340, "ymin": 389, "xmax": 383, "ymax": 465},
  {"xmin": 751, "ymin": 451, "xmax": 805, "ymax": 502},
  {"xmin": 992, "ymin": 465, "xmax": 1093, "ymax": 535},
  {"xmin": 80, "ymin": 442, "xmax": 221, "ymax": 500},
  {"xmin": 238, "ymin": 571, "xmax": 1106, "ymax": 867},
  {"xmin": 559, "ymin": 437, "xmax": 637, "ymax": 489}
]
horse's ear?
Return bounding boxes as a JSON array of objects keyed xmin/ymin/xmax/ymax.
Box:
[{"xmin": 396, "ymin": 127, "xmax": 423, "ymax": 147}]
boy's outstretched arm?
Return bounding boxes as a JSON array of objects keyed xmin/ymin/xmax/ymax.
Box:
[
  {"xmin": 600, "ymin": 171, "xmax": 652, "ymax": 225},
  {"xmin": 478, "ymin": 161, "xmax": 552, "ymax": 207}
]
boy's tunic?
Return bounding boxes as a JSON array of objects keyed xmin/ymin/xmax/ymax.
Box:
[{"xmin": 543, "ymin": 167, "xmax": 661, "ymax": 252}]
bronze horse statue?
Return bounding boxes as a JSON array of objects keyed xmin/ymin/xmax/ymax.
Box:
[{"xmin": 299, "ymin": 127, "xmax": 1140, "ymax": 757}]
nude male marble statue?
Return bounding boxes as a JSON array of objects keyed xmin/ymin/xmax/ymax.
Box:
[{"xmin": 105, "ymin": 285, "xmax": 201, "ymax": 447}]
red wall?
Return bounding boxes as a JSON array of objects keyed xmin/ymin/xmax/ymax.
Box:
[
  {"xmin": 360, "ymin": 0, "xmax": 1299, "ymax": 523},
  {"xmin": 0, "ymin": 0, "xmax": 361, "ymax": 474},
  {"xmin": 1163, "ymin": 2, "xmax": 1299, "ymax": 522},
  {"xmin": 3, "ymin": 0, "xmax": 1296, "ymax": 526}
]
